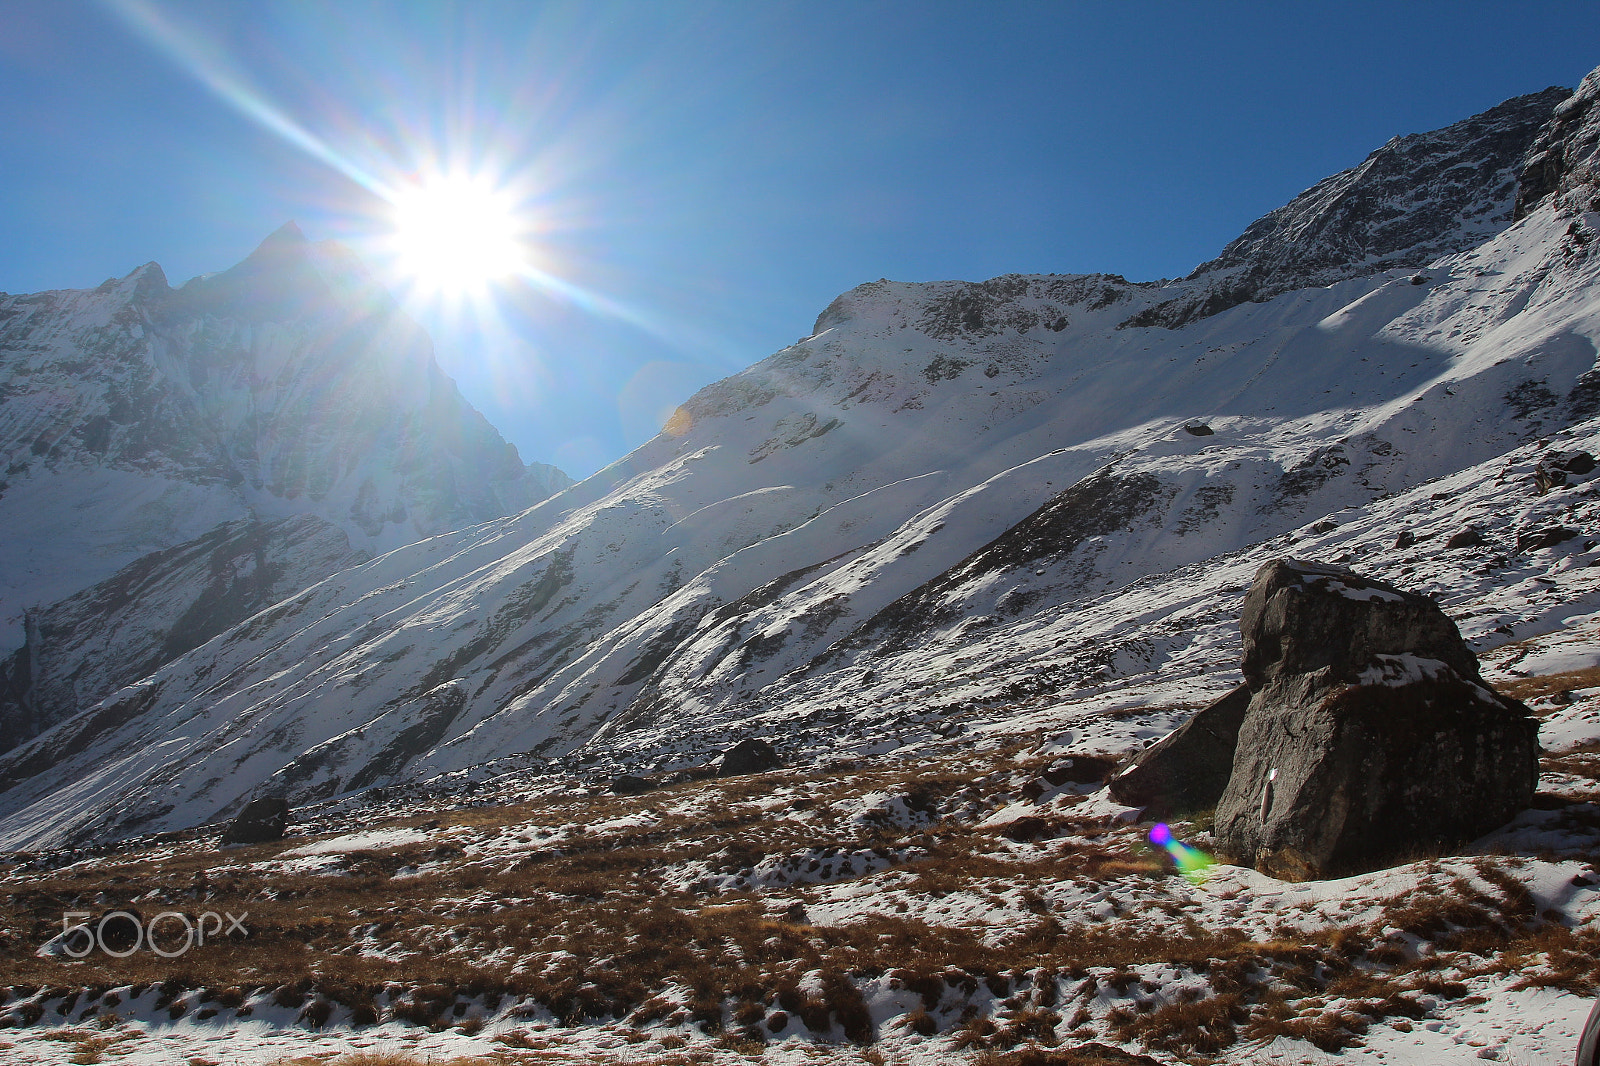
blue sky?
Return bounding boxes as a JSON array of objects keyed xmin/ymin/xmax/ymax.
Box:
[{"xmin": 1, "ymin": 1, "xmax": 1597, "ymax": 478}]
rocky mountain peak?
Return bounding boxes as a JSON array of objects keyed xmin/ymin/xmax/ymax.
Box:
[
  {"xmin": 0, "ymin": 226, "xmax": 572, "ymax": 649},
  {"xmin": 1515, "ymin": 62, "xmax": 1600, "ymax": 218},
  {"xmin": 1123, "ymin": 85, "xmax": 1572, "ymax": 329}
]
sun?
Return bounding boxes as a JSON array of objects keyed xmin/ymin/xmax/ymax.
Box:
[{"xmin": 388, "ymin": 174, "xmax": 526, "ymax": 296}]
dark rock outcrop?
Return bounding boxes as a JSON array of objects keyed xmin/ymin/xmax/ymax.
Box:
[
  {"xmin": 1514, "ymin": 65, "xmax": 1600, "ymax": 218},
  {"xmin": 0, "ymin": 516, "xmax": 368, "ymax": 755},
  {"xmin": 1558, "ymin": 450, "xmax": 1597, "ymax": 476},
  {"xmin": 220, "ymin": 796, "xmax": 289, "ymax": 845},
  {"xmin": 1109, "ymin": 684, "xmax": 1250, "ymax": 818},
  {"xmin": 1211, "ymin": 560, "xmax": 1537, "ymax": 880},
  {"xmin": 1517, "ymin": 525, "xmax": 1580, "ymax": 552},
  {"xmin": 717, "ymin": 738, "xmax": 781, "ymax": 776}
]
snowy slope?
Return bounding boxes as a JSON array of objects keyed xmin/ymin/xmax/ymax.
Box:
[
  {"xmin": 2, "ymin": 72, "xmax": 1599, "ymax": 849},
  {"xmin": 0, "ymin": 223, "xmax": 571, "ymax": 650}
]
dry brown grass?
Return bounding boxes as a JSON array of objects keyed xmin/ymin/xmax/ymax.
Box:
[
  {"xmin": 4, "ymin": 732, "xmax": 1594, "ymax": 1059},
  {"xmin": 1493, "ymin": 664, "xmax": 1600, "ymax": 703},
  {"xmin": 1108, "ymin": 991, "xmax": 1244, "ymax": 1055}
]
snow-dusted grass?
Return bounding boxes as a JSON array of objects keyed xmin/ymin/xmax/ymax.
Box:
[{"xmin": 3, "ymin": 718, "xmax": 1598, "ymax": 1065}]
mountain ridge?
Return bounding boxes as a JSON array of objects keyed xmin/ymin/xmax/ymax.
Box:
[
  {"xmin": 2, "ymin": 67, "xmax": 1599, "ymax": 849},
  {"xmin": 0, "ymin": 228, "xmax": 573, "ymax": 652}
]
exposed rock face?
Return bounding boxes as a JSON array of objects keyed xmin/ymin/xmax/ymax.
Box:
[
  {"xmin": 1108, "ymin": 683, "xmax": 1249, "ymax": 818},
  {"xmin": 1213, "ymin": 560, "xmax": 1537, "ymax": 880},
  {"xmin": 717, "ymin": 738, "xmax": 780, "ymax": 776},
  {"xmin": 1124, "ymin": 87, "xmax": 1570, "ymax": 329},
  {"xmin": 0, "ymin": 515, "xmax": 368, "ymax": 753},
  {"xmin": 1514, "ymin": 66, "xmax": 1600, "ymax": 218},
  {"xmin": 1237, "ymin": 560, "xmax": 1479, "ymax": 686},
  {"xmin": 220, "ymin": 795, "xmax": 289, "ymax": 845}
]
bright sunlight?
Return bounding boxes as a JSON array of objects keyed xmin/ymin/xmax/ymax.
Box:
[{"xmin": 389, "ymin": 174, "xmax": 526, "ymax": 296}]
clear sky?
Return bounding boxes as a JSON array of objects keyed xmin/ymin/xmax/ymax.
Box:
[{"xmin": 1, "ymin": 1, "xmax": 1597, "ymax": 478}]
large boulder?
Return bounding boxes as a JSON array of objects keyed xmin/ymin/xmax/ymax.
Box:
[
  {"xmin": 717, "ymin": 738, "xmax": 781, "ymax": 776},
  {"xmin": 1108, "ymin": 683, "xmax": 1250, "ymax": 818},
  {"xmin": 1238, "ymin": 560, "xmax": 1479, "ymax": 686},
  {"xmin": 220, "ymin": 795, "xmax": 289, "ymax": 845},
  {"xmin": 1213, "ymin": 560, "xmax": 1537, "ymax": 880}
]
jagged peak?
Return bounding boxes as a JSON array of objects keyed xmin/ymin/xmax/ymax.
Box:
[
  {"xmin": 1119, "ymin": 84, "xmax": 1570, "ymax": 330},
  {"xmin": 1514, "ymin": 63, "xmax": 1600, "ymax": 219},
  {"xmin": 257, "ymin": 219, "xmax": 308, "ymax": 249}
]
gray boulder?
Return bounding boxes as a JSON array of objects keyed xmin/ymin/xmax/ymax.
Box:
[
  {"xmin": 1238, "ymin": 560, "xmax": 1479, "ymax": 686},
  {"xmin": 1213, "ymin": 560, "xmax": 1537, "ymax": 880},
  {"xmin": 717, "ymin": 738, "xmax": 780, "ymax": 776},
  {"xmin": 611, "ymin": 774, "xmax": 653, "ymax": 795},
  {"xmin": 1108, "ymin": 683, "xmax": 1250, "ymax": 818},
  {"xmin": 220, "ymin": 795, "xmax": 289, "ymax": 845}
]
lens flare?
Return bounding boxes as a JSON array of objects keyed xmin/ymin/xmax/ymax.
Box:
[{"xmin": 1148, "ymin": 822, "xmax": 1215, "ymax": 885}]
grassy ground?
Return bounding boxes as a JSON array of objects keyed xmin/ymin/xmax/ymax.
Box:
[{"xmin": 1, "ymin": 704, "xmax": 1597, "ymax": 1062}]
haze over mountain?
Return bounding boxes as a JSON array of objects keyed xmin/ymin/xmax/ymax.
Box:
[
  {"xmin": 0, "ymin": 223, "xmax": 571, "ymax": 747},
  {"xmin": 2, "ymin": 66, "xmax": 1599, "ymax": 850}
]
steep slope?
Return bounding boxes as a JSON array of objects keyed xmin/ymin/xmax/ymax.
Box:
[
  {"xmin": 2, "ymin": 71, "xmax": 1598, "ymax": 849},
  {"xmin": 0, "ymin": 223, "xmax": 571, "ymax": 649}
]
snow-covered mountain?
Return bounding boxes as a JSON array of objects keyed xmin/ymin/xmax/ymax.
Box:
[
  {"xmin": 0, "ymin": 222, "xmax": 572, "ymax": 653},
  {"xmin": 3, "ymin": 67, "xmax": 1599, "ymax": 850}
]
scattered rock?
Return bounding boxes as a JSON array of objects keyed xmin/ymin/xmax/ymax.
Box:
[
  {"xmin": 717, "ymin": 738, "xmax": 781, "ymax": 776},
  {"xmin": 1211, "ymin": 560, "xmax": 1537, "ymax": 880},
  {"xmin": 1534, "ymin": 460, "xmax": 1568, "ymax": 495},
  {"xmin": 220, "ymin": 796, "xmax": 289, "ymax": 845},
  {"xmin": 1445, "ymin": 526, "xmax": 1485, "ymax": 550},
  {"xmin": 1184, "ymin": 423, "xmax": 1215, "ymax": 436},
  {"xmin": 1040, "ymin": 755, "xmax": 1118, "ymax": 787},
  {"xmin": 1558, "ymin": 450, "xmax": 1597, "ymax": 475},
  {"xmin": 1393, "ymin": 529, "xmax": 1415, "ymax": 550},
  {"xmin": 610, "ymin": 774, "xmax": 653, "ymax": 795},
  {"xmin": 1516, "ymin": 525, "xmax": 1580, "ymax": 552},
  {"xmin": 1108, "ymin": 684, "xmax": 1250, "ymax": 818},
  {"xmin": 1001, "ymin": 816, "xmax": 1057, "ymax": 842}
]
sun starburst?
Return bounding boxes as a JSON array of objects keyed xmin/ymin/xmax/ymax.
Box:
[{"xmin": 388, "ymin": 174, "xmax": 527, "ymax": 297}]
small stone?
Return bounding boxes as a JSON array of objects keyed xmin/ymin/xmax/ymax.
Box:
[{"xmin": 1516, "ymin": 525, "xmax": 1579, "ymax": 552}]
